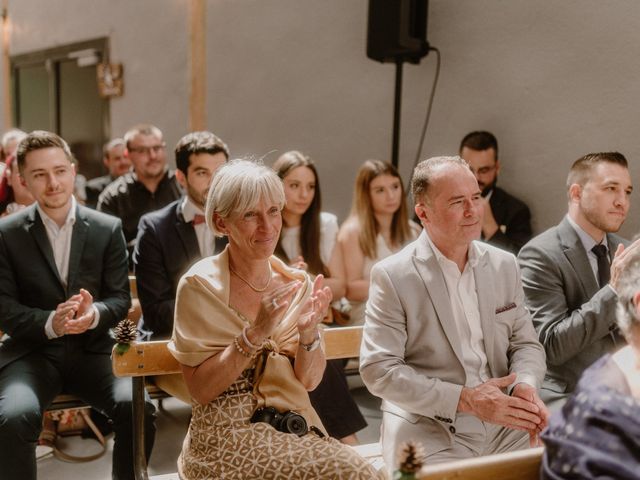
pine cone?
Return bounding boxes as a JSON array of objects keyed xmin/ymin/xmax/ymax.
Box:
[
  {"xmin": 113, "ymin": 319, "xmax": 138, "ymax": 344},
  {"xmin": 396, "ymin": 440, "xmax": 425, "ymax": 475}
]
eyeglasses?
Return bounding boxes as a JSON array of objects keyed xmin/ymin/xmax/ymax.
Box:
[{"xmin": 128, "ymin": 143, "xmax": 165, "ymax": 155}]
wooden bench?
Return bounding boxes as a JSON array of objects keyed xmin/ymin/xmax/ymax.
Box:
[
  {"xmin": 418, "ymin": 446, "xmax": 544, "ymax": 480},
  {"xmin": 112, "ymin": 325, "xmax": 544, "ymax": 480},
  {"xmin": 112, "ymin": 325, "xmax": 367, "ymax": 480}
]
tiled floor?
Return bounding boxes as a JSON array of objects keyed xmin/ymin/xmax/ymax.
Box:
[{"xmin": 37, "ymin": 386, "xmax": 382, "ymax": 480}]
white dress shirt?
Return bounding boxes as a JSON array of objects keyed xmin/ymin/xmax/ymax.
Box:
[
  {"xmin": 566, "ymin": 215, "xmax": 610, "ymax": 285},
  {"xmin": 181, "ymin": 196, "xmax": 214, "ymax": 257},
  {"xmin": 40, "ymin": 197, "xmax": 99, "ymax": 338},
  {"xmin": 428, "ymin": 236, "xmax": 491, "ymax": 387}
]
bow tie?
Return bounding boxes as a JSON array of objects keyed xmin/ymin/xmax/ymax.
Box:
[{"xmin": 191, "ymin": 214, "xmax": 206, "ymax": 226}]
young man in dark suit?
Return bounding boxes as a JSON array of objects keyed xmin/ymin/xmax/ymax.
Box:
[
  {"xmin": 133, "ymin": 131, "xmax": 228, "ymax": 402},
  {"xmin": 519, "ymin": 152, "xmax": 640, "ymax": 411},
  {"xmin": 0, "ymin": 131, "xmax": 155, "ymax": 480},
  {"xmin": 460, "ymin": 130, "xmax": 532, "ymax": 254}
]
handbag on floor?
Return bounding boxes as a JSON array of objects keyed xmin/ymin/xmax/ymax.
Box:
[{"xmin": 39, "ymin": 408, "xmax": 107, "ymax": 462}]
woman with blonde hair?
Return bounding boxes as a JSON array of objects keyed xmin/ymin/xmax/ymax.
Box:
[
  {"xmin": 273, "ymin": 150, "xmax": 366, "ymax": 445},
  {"xmin": 338, "ymin": 160, "xmax": 420, "ymax": 324},
  {"xmin": 169, "ymin": 159, "xmax": 381, "ymax": 479}
]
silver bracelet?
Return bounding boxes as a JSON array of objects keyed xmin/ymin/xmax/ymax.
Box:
[
  {"xmin": 241, "ymin": 326, "xmax": 262, "ymax": 350},
  {"xmin": 300, "ymin": 330, "xmax": 321, "ymax": 352}
]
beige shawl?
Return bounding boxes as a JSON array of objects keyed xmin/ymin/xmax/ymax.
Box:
[{"xmin": 168, "ymin": 247, "xmax": 326, "ymax": 434}]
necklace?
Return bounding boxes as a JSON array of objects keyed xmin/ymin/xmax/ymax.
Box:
[{"xmin": 229, "ymin": 263, "xmax": 272, "ymax": 292}]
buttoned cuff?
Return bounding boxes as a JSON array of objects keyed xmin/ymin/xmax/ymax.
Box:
[
  {"xmin": 509, "ymin": 373, "xmax": 538, "ymax": 394},
  {"xmin": 45, "ymin": 311, "xmax": 59, "ymax": 339},
  {"xmin": 88, "ymin": 305, "xmax": 100, "ymax": 330}
]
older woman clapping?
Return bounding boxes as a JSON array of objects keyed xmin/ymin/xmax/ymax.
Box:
[{"xmin": 168, "ymin": 159, "xmax": 380, "ymax": 479}]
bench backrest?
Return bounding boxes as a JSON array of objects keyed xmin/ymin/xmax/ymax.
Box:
[
  {"xmin": 112, "ymin": 325, "xmax": 363, "ymax": 377},
  {"xmin": 418, "ymin": 446, "xmax": 544, "ymax": 480}
]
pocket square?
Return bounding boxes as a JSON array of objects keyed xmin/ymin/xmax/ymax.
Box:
[{"xmin": 495, "ymin": 302, "xmax": 516, "ymax": 314}]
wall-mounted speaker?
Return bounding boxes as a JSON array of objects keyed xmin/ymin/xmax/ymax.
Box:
[{"xmin": 367, "ymin": 0, "xmax": 430, "ymax": 64}]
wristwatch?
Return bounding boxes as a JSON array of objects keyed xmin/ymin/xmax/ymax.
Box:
[{"xmin": 300, "ymin": 330, "xmax": 321, "ymax": 352}]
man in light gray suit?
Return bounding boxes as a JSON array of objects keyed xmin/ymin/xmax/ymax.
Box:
[
  {"xmin": 360, "ymin": 156, "xmax": 547, "ymax": 472},
  {"xmin": 519, "ymin": 152, "xmax": 639, "ymax": 411}
]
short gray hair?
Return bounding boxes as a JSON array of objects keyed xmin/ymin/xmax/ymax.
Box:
[
  {"xmin": 616, "ymin": 251, "xmax": 640, "ymax": 338},
  {"xmin": 2, "ymin": 128, "xmax": 26, "ymax": 151},
  {"xmin": 123, "ymin": 124, "xmax": 163, "ymax": 149},
  {"xmin": 205, "ymin": 159, "xmax": 285, "ymax": 236},
  {"xmin": 411, "ymin": 155, "xmax": 470, "ymax": 203},
  {"xmin": 103, "ymin": 138, "xmax": 125, "ymax": 157}
]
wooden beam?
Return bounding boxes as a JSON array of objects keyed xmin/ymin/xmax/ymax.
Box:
[{"xmin": 189, "ymin": 0, "xmax": 206, "ymax": 131}]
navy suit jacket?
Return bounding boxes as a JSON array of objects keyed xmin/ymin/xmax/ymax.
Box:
[
  {"xmin": 0, "ymin": 204, "xmax": 130, "ymax": 370},
  {"xmin": 133, "ymin": 199, "xmax": 226, "ymax": 339}
]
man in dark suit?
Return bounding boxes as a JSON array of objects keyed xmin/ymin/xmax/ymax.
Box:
[
  {"xmin": 0, "ymin": 131, "xmax": 155, "ymax": 480},
  {"xmin": 85, "ymin": 138, "xmax": 131, "ymax": 208},
  {"xmin": 133, "ymin": 131, "xmax": 229, "ymax": 339},
  {"xmin": 519, "ymin": 152, "xmax": 640, "ymax": 411},
  {"xmin": 460, "ymin": 131, "xmax": 532, "ymax": 254}
]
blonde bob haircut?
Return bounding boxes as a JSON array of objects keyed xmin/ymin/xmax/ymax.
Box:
[{"xmin": 205, "ymin": 159, "xmax": 285, "ymax": 237}]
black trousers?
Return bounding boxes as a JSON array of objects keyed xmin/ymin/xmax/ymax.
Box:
[{"xmin": 0, "ymin": 336, "xmax": 156, "ymax": 480}]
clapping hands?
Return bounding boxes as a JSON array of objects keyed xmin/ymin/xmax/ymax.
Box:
[
  {"xmin": 297, "ymin": 275, "xmax": 332, "ymax": 342},
  {"xmin": 52, "ymin": 289, "xmax": 96, "ymax": 336}
]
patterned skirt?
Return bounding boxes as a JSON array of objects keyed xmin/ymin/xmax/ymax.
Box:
[{"xmin": 178, "ymin": 370, "xmax": 382, "ymax": 479}]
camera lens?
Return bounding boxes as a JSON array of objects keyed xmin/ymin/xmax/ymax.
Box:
[
  {"xmin": 281, "ymin": 412, "xmax": 308, "ymax": 437},
  {"xmin": 250, "ymin": 407, "xmax": 280, "ymax": 427}
]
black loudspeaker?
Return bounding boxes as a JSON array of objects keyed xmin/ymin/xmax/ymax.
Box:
[{"xmin": 367, "ymin": 0, "xmax": 430, "ymax": 64}]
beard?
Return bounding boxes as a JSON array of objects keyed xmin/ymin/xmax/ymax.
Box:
[{"xmin": 480, "ymin": 178, "xmax": 497, "ymax": 197}]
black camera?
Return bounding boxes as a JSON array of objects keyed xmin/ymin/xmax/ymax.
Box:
[{"xmin": 250, "ymin": 406, "xmax": 308, "ymax": 437}]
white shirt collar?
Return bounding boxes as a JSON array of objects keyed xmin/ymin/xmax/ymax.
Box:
[
  {"xmin": 566, "ymin": 214, "xmax": 608, "ymax": 252},
  {"xmin": 427, "ymin": 233, "xmax": 481, "ymax": 270},
  {"xmin": 181, "ymin": 196, "xmax": 205, "ymax": 224},
  {"xmin": 36, "ymin": 196, "xmax": 77, "ymax": 231}
]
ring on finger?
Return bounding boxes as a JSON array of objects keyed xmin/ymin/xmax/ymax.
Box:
[{"xmin": 272, "ymin": 298, "xmax": 279, "ymax": 309}]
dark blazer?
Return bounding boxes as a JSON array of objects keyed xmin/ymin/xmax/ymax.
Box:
[
  {"xmin": 518, "ymin": 216, "xmax": 627, "ymax": 407},
  {"xmin": 485, "ymin": 186, "xmax": 532, "ymax": 254},
  {"xmin": 133, "ymin": 199, "xmax": 226, "ymax": 339},
  {"xmin": 0, "ymin": 204, "xmax": 130, "ymax": 369}
]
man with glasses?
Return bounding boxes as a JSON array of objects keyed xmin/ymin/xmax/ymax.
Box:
[
  {"xmin": 98, "ymin": 124, "xmax": 182, "ymax": 265},
  {"xmin": 459, "ymin": 130, "xmax": 532, "ymax": 254}
]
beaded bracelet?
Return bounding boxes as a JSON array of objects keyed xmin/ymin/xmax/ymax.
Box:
[{"xmin": 233, "ymin": 335, "xmax": 254, "ymax": 358}]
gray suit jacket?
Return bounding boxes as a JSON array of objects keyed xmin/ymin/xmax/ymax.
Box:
[
  {"xmin": 360, "ymin": 231, "xmax": 545, "ymax": 460},
  {"xmin": 518, "ymin": 216, "xmax": 626, "ymax": 408}
]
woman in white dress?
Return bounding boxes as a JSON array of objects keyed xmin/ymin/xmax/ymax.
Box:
[
  {"xmin": 272, "ymin": 150, "xmax": 366, "ymax": 445},
  {"xmin": 338, "ymin": 159, "xmax": 421, "ymax": 325}
]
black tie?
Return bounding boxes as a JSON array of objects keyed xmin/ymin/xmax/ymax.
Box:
[{"xmin": 591, "ymin": 244, "xmax": 610, "ymax": 288}]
